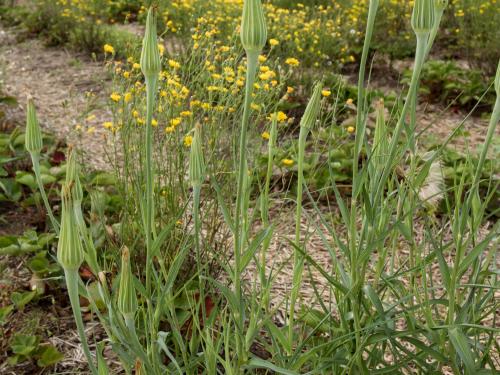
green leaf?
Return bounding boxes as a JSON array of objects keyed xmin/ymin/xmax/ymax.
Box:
[
  {"xmin": 0, "ymin": 305, "xmax": 14, "ymax": 325},
  {"xmin": 11, "ymin": 290, "xmax": 37, "ymax": 310},
  {"xmin": 246, "ymin": 357, "xmax": 299, "ymax": 375},
  {"xmin": 15, "ymin": 171, "xmax": 37, "ymax": 189},
  {"xmin": 36, "ymin": 345, "xmax": 64, "ymax": 367},
  {"xmin": 449, "ymin": 327, "xmax": 476, "ymax": 373},
  {"xmin": 240, "ymin": 225, "xmax": 273, "ymax": 273},
  {"xmin": 10, "ymin": 334, "xmax": 39, "ymax": 356}
]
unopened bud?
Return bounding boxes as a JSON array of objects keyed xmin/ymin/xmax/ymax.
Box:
[
  {"xmin": 140, "ymin": 7, "xmax": 161, "ymax": 80},
  {"xmin": 25, "ymin": 97, "xmax": 43, "ymax": 154},
  {"xmin": 240, "ymin": 0, "xmax": 267, "ymax": 53},
  {"xmin": 57, "ymin": 185, "xmax": 84, "ymax": 270},
  {"xmin": 189, "ymin": 124, "xmax": 205, "ymax": 187},
  {"xmin": 66, "ymin": 148, "xmax": 83, "ymax": 203},
  {"xmin": 117, "ymin": 246, "xmax": 138, "ymax": 319},
  {"xmin": 300, "ymin": 82, "xmax": 323, "ymax": 130},
  {"xmin": 412, "ymin": 0, "xmax": 435, "ymax": 34}
]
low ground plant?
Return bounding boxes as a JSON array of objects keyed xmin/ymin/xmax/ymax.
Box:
[{"xmin": 21, "ymin": 0, "xmax": 500, "ymax": 374}]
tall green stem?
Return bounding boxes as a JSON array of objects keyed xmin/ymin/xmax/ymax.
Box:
[
  {"xmin": 65, "ymin": 269, "xmax": 98, "ymax": 375},
  {"xmin": 233, "ymin": 50, "xmax": 258, "ymax": 362},
  {"xmin": 288, "ymin": 125, "xmax": 308, "ymax": 350},
  {"xmin": 31, "ymin": 153, "xmax": 60, "ymax": 234},
  {"xmin": 145, "ymin": 78, "xmax": 156, "ymax": 296}
]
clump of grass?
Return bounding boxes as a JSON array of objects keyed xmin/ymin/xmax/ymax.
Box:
[{"xmin": 26, "ymin": 0, "xmax": 500, "ymax": 373}]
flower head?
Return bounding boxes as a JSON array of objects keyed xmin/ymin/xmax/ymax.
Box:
[
  {"xmin": 25, "ymin": 97, "xmax": 43, "ymax": 154},
  {"xmin": 411, "ymin": 0, "xmax": 435, "ymax": 34},
  {"xmin": 103, "ymin": 44, "xmax": 115, "ymax": 54},
  {"xmin": 240, "ymin": 0, "xmax": 267, "ymax": 53},
  {"xmin": 117, "ymin": 246, "xmax": 138, "ymax": 319},
  {"xmin": 140, "ymin": 7, "xmax": 161, "ymax": 80}
]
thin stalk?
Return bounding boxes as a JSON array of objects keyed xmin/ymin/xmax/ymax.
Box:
[
  {"xmin": 260, "ymin": 117, "xmax": 278, "ymax": 310},
  {"xmin": 144, "ymin": 77, "xmax": 156, "ymax": 296},
  {"xmin": 288, "ymin": 124, "xmax": 308, "ymax": 350},
  {"xmin": 31, "ymin": 153, "xmax": 60, "ymax": 234},
  {"xmin": 233, "ymin": 50, "xmax": 258, "ymax": 362},
  {"xmin": 65, "ymin": 269, "xmax": 98, "ymax": 375},
  {"xmin": 373, "ymin": 31, "xmax": 429, "ymax": 203},
  {"xmin": 349, "ymin": 1, "xmax": 378, "ymax": 370}
]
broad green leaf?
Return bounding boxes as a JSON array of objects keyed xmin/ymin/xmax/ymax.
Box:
[
  {"xmin": 10, "ymin": 334, "xmax": 39, "ymax": 356},
  {"xmin": 11, "ymin": 290, "xmax": 37, "ymax": 310},
  {"xmin": 0, "ymin": 305, "xmax": 14, "ymax": 325},
  {"xmin": 36, "ymin": 345, "xmax": 64, "ymax": 367}
]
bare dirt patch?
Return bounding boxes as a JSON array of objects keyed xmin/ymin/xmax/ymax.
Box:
[{"xmin": 0, "ymin": 26, "xmax": 113, "ymax": 171}]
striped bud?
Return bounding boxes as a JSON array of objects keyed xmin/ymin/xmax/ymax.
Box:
[
  {"xmin": 66, "ymin": 149, "xmax": 83, "ymax": 203},
  {"xmin": 117, "ymin": 246, "xmax": 138, "ymax": 319},
  {"xmin": 495, "ymin": 59, "xmax": 500, "ymax": 95},
  {"xmin": 240, "ymin": 0, "xmax": 267, "ymax": 53},
  {"xmin": 300, "ymin": 82, "xmax": 323, "ymax": 131},
  {"xmin": 140, "ymin": 7, "xmax": 161, "ymax": 80},
  {"xmin": 57, "ymin": 185, "xmax": 84, "ymax": 270},
  {"xmin": 189, "ymin": 124, "xmax": 205, "ymax": 188},
  {"xmin": 411, "ymin": 0, "xmax": 435, "ymax": 34},
  {"xmin": 25, "ymin": 97, "xmax": 43, "ymax": 154},
  {"xmin": 434, "ymin": 0, "xmax": 448, "ymax": 11}
]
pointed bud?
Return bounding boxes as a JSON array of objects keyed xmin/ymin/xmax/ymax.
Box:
[
  {"xmin": 495, "ymin": 59, "xmax": 500, "ymax": 95},
  {"xmin": 411, "ymin": 0, "xmax": 435, "ymax": 34},
  {"xmin": 240, "ymin": 0, "xmax": 267, "ymax": 53},
  {"xmin": 140, "ymin": 7, "xmax": 161, "ymax": 80},
  {"xmin": 66, "ymin": 148, "xmax": 83, "ymax": 203},
  {"xmin": 117, "ymin": 246, "xmax": 138, "ymax": 319},
  {"xmin": 434, "ymin": 0, "xmax": 448, "ymax": 11},
  {"xmin": 25, "ymin": 97, "xmax": 43, "ymax": 154},
  {"xmin": 189, "ymin": 124, "xmax": 205, "ymax": 188},
  {"xmin": 300, "ymin": 82, "xmax": 323, "ymax": 131},
  {"xmin": 57, "ymin": 185, "xmax": 84, "ymax": 270}
]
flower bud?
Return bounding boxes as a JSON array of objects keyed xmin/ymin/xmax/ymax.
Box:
[
  {"xmin": 189, "ymin": 124, "xmax": 205, "ymax": 188},
  {"xmin": 66, "ymin": 148, "xmax": 83, "ymax": 203},
  {"xmin": 411, "ymin": 0, "xmax": 435, "ymax": 34},
  {"xmin": 117, "ymin": 246, "xmax": 138, "ymax": 319},
  {"xmin": 300, "ymin": 82, "xmax": 323, "ymax": 130},
  {"xmin": 434, "ymin": 0, "xmax": 448, "ymax": 11},
  {"xmin": 240, "ymin": 0, "xmax": 267, "ymax": 53},
  {"xmin": 495, "ymin": 59, "xmax": 500, "ymax": 95},
  {"xmin": 140, "ymin": 7, "xmax": 161, "ymax": 80},
  {"xmin": 57, "ymin": 185, "xmax": 84, "ymax": 270},
  {"xmin": 25, "ymin": 97, "xmax": 43, "ymax": 154}
]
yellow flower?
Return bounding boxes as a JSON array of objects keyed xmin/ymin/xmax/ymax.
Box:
[
  {"xmin": 184, "ymin": 135, "xmax": 193, "ymax": 147},
  {"xmin": 269, "ymin": 38, "xmax": 279, "ymax": 46},
  {"xmin": 268, "ymin": 111, "xmax": 288, "ymax": 122},
  {"xmin": 261, "ymin": 131, "xmax": 270, "ymax": 140},
  {"xmin": 181, "ymin": 111, "xmax": 193, "ymax": 117},
  {"xmin": 165, "ymin": 126, "xmax": 175, "ymax": 133},
  {"xmin": 132, "ymin": 63, "xmax": 141, "ymax": 70},
  {"xmin": 282, "ymin": 158, "xmax": 294, "ymax": 166},
  {"xmin": 285, "ymin": 58, "xmax": 300, "ymax": 67},
  {"xmin": 103, "ymin": 44, "xmax": 115, "ymax": 54},
  {"xmin": 152, "ymin": 119, "xmax": 158, "ymax": 127},
  {"xmin": 124, "ymin": 92, "xmax": 132, "ymax": 103},
  {"xmin": 123, "ymin": 71, "xmax": 130, "ymax": 79},
  {"xmin": 347, "ymin": 126, "xmax": 355, "ymax": 134},
  {"xmin": 287, "ymin": 86, "xmax": 294, "ymax": 94},
  {"xmin": 258, "ymin": 55, "xmax": 267, "ymax": 63},
  {"xmin": 168, "ymin": 59, "xmax": 181, "ymax": 69},
  {"xmin": 346, "ymin": 98, "xmax": 354, "ymax": 105},
  {"xmin": 158, "ymin": 43, "xmax": 165, "ymax": 56},
  {"xmin": 87, "ymin": 126, "xmax": 96, "ymax": 134},
  {"xmin": 321, "ymin": 90, "xmax": 331, "ymax": 97},
  {"xmin": 103, "ymin": 121, "xmax": 113, "ymax": 129},
  {"xmin": 251, "ymin": 103, "xmax": 260, "ymax": 111},
  {"xmin": 170, "ymin": 117, "xmax": 182, "ymax": 127},
  {"xmin": 110, "ymin": 93, "xmax": 121, "ymax": 102}
]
